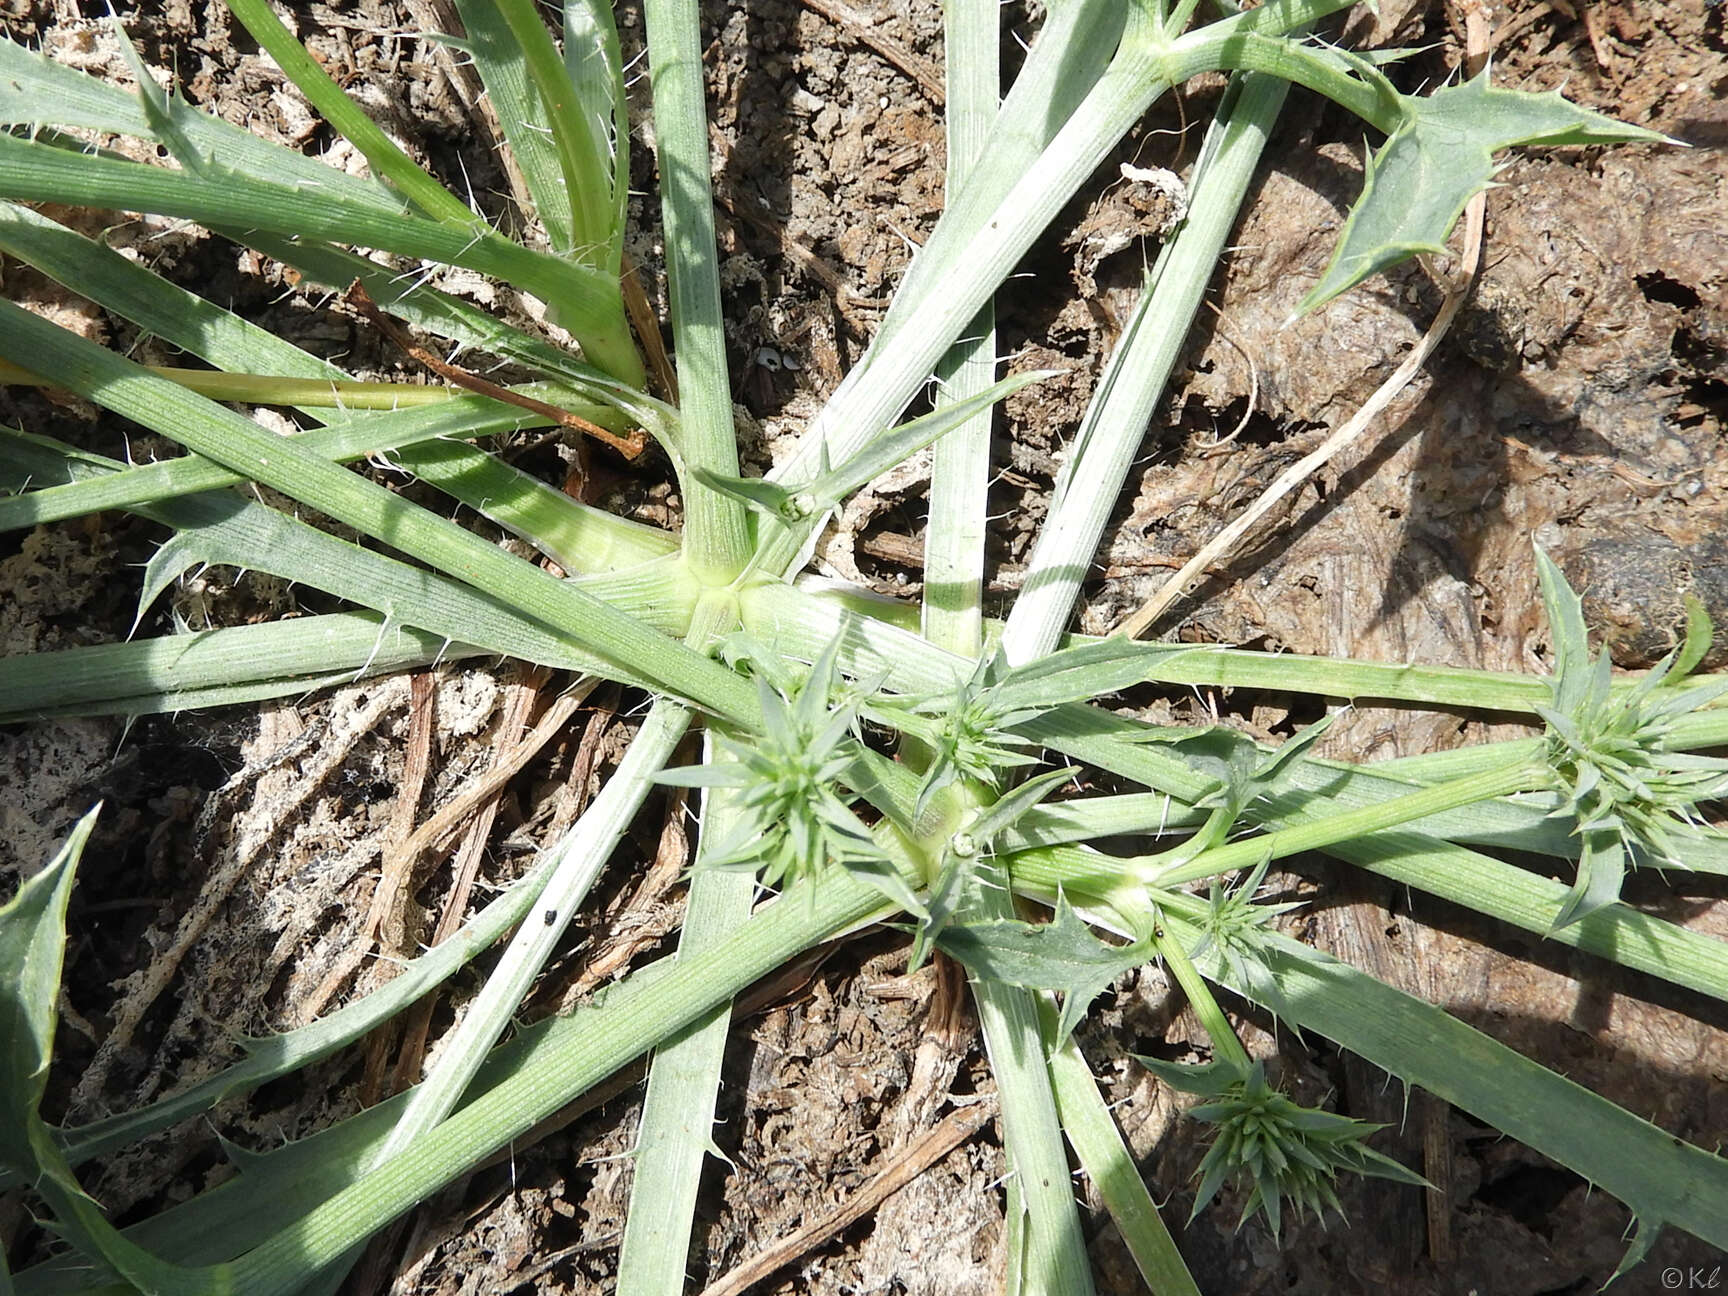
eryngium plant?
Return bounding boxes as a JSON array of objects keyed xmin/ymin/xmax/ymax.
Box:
[{"xmin": 1, "ymin": 1, "xmax": 1724, "ymax": 1292}]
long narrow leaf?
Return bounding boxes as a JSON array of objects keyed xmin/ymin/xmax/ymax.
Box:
[
  {"xmin": 3, "ymin": 428, "xmax": 693, "ymax": 676},
  {"xmin": 0, "ymin": 36, "xmax": 400, "ymax": 214},
  {"xmin": 696, "ymin": 372, "xmax": 1048, "ymax": 524},
  {"xmin": 761, "ymin": 0, "xmax": 1355, "ymax": 573},
  {"xmin": 641, "ymin": 0, "xmax": 750, "ymax": 580},
  {"xmin": 452, "ymin": 0, "xmax": 582, "ymax": 253},
  {"xmin": 1162, "ymin": 901, "xmax": 1728, "ymax": 1256},
  {"xmin": 21, "ymin": 873, "xmax": 896, "ymax": 1294},
  {"xmin": 1003, "ymin": 69, "xmax": 1291, "ymax": 661},
  {"xmin": 236, "ymin": 232, "xmax": 669, "ymax": 445},
  {"xmin": 388, "ymin": 439, "xmax": 680, "ymax": 572},
  {"xmin": 0, "ymin": 818, "xmax": 574, "ymax": 1188},
  {"xmin": 476, "ymin": 0, "xmax": 623, "ymax": 264},
  {"xmin": 225, "ymin": 0, "xmax": 476, "ymax": 226},
  {"xmin": 1046, "ymin": 1012, "xmax": 1201, "ymax": 1296},
  {"xmin": 922, "ymin": 0, "xmax": 1000, "ymax": 655},
  {"xmin": 358, "ymin": 700, "xmax": 691, "ymax": 1187},
  {"xmin": 564, "ymin": 0, "xmax": 631, "ymax": 250},
  {"xmin": 0, "ymin": 133, "xmax": 623, "ymax": 347},
  {"xmin": 0, "ymin": 295, "xmax": 754, "ymax": 721},
  {"xmin": 617, "ymin": 760, "xmax": 755, "ymax": 1296}
]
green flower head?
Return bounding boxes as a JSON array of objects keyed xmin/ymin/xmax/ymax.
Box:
[
  {"xmin": 1141, "ymin": 1056, "xmax": 1427, "ymax": 1238},
  {"xmin": 660, "ymin": 636, "xmax": 890, "ymax": 892}
]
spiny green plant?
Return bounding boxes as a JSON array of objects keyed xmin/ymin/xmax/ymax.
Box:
[
  {"xmin": 1, "ymin": 0, "xmax": 1726, "ymax": 1293},
  {"xmin": 1141, "ymin": 1054, "xmax": 1429, "ymax": 1238},
  {"xmin": 656, "ymin": 636, "xmax": 926, "ymax": 916},
  {"xmin": 1533, "ymin": 549, "xmax": 1728, "ymax": 928},
  {"xmin": 1186, "ymin": 857, "xmax": 1302, "ymax": 1022}
]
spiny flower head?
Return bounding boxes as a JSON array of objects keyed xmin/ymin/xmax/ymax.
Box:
[
  {"xmin": 1141, "ymin": 1056, "xmax": 1427, "ymax": 1238},
  {"xmin": 662, "ymin": 638, "xmax": 888, "ymax": 891},
  {"xmin": 1533, "ymin": 548, "xmax": 1728, "ymax": 926},
  {"xmin": 1189, "ymin": 858, "xmax": 1301, "ymax": 1017}
]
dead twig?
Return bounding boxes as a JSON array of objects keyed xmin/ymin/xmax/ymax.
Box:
[
  {"xmin": 379, "ymin": 678, "xmax": 594, "ymax": 926},
  {"xmin": 344, "ymin": 279, "xmax": 647, "ymax": 459},
  {"xmin": 621, "ymin": 251, "xmax": 680, "ymax": 402},
  {"xmin": 1114, "ymin": 46, "xmax": 1492, "ymax": 639},
  {"xmin": 384, "ymin": 667, "xmax": 553, "ymax": 1097},
  {"xmin": 553, "ymin": 756, "xmax": 691, "ymax": 1011},
  {"xmin": 1198, "ymin": 301, "xmax": 1261, "ymax": 457},
  {"xmin": 534, "ymin": 683, "xmax": 617, "ymax": 857},
  {"xmin": 297, "ymin": 677, "xmax": 595, "ymax": 1024},
  {"xmin": 1576, "ymin": 1, "xmax": 1623, "ymax": 78},
  {"xmin": 354, "ymin": 669, "xmax": 439, "ymax": 1107},
  {"xmin": 72, "ymin": 678, "xmax": 411, "ymax": 1113},
  {"xmin": 1491, "ymin": 1, "xmax": 1557, "ymax": 50},
  {"xmin": 793, "ymin": 0, "xmax": 945, "ymax": 106},
  {"xmin": 696, "ymin": 1100, "xmax": 997, "ymax": 1296},
  {"xmin": 427, "ymin": 685, "xmax": 532, "ymax": 950}
]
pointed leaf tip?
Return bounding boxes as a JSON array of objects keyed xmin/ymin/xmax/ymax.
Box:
[
  {"xmin": 1302, "ymin": 75, "xmax": 1666, "ymax": 314},
  {"xmin": 935, "ymin": 893, "xmax": 1151, "ymax": 1044},
  {"xmin": 0, "ymin": 807, "xmax": 98, "ymax": 1166},
  {"xmin": 1605, "ymin": 1215, "xmax": 1664, "ymax": 1288}
]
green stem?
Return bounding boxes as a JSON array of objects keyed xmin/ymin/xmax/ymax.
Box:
[
  {"xmin": 915, "ymin": 2, "xmax": 1097, "ymax": 1285},
  {"xmin": 1668, "ymin": 707, "xmax": 1728, "ymax": 750},
  {"xmin": 1005, "ymin": 760, "xmax": 1544, "ymax": 901},
  {"xmin": 1152, "ymin": 918, "xmax": 1254, "ymax": 1073},
  {"xmin": 387, "ymin": 440, "xmax": 681, "ymax": 575},
  {"xmin": 1158, "ymin": 27, "xmax": 1400, "ymax": 132},
  {"xmin": 1155, "ymin": 900, "xmax": 1728, "ymax": 1254},
  {"xmin": 970, "ymin": 950, "xmax": 1097, "ymax": 1295},
  {"xmin": 615, "ymin": 778, "xmax": 755, "ymax": 1296},
  {"xmin": 229, "ymin": 884, "xmax": 891, "ymax": 1292},
  {"xmin": 742, "ymin": 577, "xmax": 1583, "ymax": 722},
  {"xmin": 922, "ymin": 0, "xmax": 999, "ymax": 653},
  {"xmin": 643, "ymin": 0, "xmax": 752, "ymax": 582},
  {"xmin": 364, "ymin": 702, "xmax": 692, "ymax": 1173},
  {"xmin": 1154, "ymin": 760, "xmax": 1542, "ymax": 888}
]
